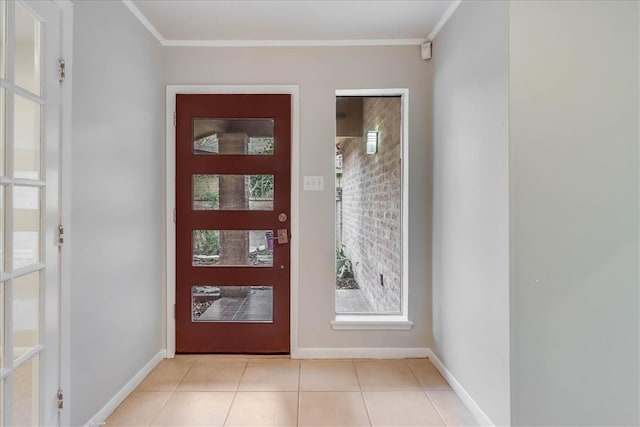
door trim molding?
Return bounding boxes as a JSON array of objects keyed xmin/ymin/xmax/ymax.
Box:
[
  {"xmin": 165, "ymin": 85, "xmax": 300, "ymax": 358},
  {"xmin": 56, "ymin": 2, "xmax": 74, "ymax": 425}
]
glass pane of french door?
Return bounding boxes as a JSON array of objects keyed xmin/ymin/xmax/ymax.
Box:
[{"xmin": 1, "ymin": 1, "xmax": 60, "ymax": 425}]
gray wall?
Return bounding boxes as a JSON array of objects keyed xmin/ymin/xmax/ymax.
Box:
[
  {"xmin": 70, "ymin": 1, "xmax": 164, "ymax": 424},
  {"xmin": 431, "ymin": 1, "xmax": 511, "ymax": 425},
  {"xmin": 165, "ymin": 46, "xmax": 432, "ymax": 349},
  {"xmin": 510, "ymin": 1, "xmax": 639, "ymax": 425}
]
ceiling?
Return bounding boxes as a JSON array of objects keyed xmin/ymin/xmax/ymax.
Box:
[{"xmin": 127, "ymin": 0, "xmax": 458, "ymax": 46}]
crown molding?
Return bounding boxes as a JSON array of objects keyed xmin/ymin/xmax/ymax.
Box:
[
  {"xmin": 121, "ymin": 0, "xmax": 432, "ymax": 48},
  {"xmin": 163, "ymin": 38, "xmax": 425, "ymax": 47},
  {"xmin": 427, "ymin": 0, "xmax": 462, "ymax": 42},
  {"xmin": 122, "ymin": 0, "xmax": 166, "ymax": 45},
  {"xmin": 53, "ymin": 0, "xmax": 73, "ymax": 10}
]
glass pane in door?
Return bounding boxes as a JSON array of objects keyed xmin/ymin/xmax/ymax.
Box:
[
  {"xmin": 14, "ymin": 95, "xmax": 40, "ymax": 180},
  {"xmin": 193, "ymin": 119, "xmax": 274, "ymax": 155},
  {"xmin": 192, "ymin": 230, "xmax": 273, "ymax": 267},
  {"xmin": 3, "ymin": 1, "xmax": 56, "ymax": 424},
  {"xmin": 14, "ymin": 2, "xmax": 41, "ymax": 95},
  {"xmin": 13, "ymin": 272, "xmax": 39, "ymax": 359},
  {"xmin": 0, "ymin": 185, "xmax": 4, "ymax": 273},
  {"xmin": 0, "ymin": 379, "xmax": 4, "ymax": 425},
  {"xmin": 0, "ymin": 88, "xmax": 5, "ymax": 176},
  {"xmin": 192, "ymin": 285, "xmax": 273, "ymax": 322},
  {"xmin": 12, "ymin": 355, "xmax": 39, "ymax": 426},
  {"xmin": 193, "ymin": 174, "xmax": 274, "ymax": 211},
  {"xmin": 0, "ymin": 282, "xmax": 3, "ymax": 368},
  {"xmin": 0, "ymin": 0, "xmax": 6, "ymax": 79},
  {"xmin": 13, "ymin": 186, "xmax": 39, "ymax": 269}
]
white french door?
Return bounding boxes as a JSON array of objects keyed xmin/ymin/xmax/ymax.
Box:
[{"xmin": 0, "ymin": 0, "xmax": 61, "ymax": 425}]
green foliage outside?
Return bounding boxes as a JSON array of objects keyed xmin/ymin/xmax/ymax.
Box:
[
  {"xmin": 193, "ymin": 230, "xmax": 220, "ymax": 256},
  {"xmin": 336, "ymin": 246, "xmax": 354, "ymax": 279},
  {"xmin": 205, "ymin": 191, "xmax": 219, "ymax": 208},
  {"xmin": 249, "ymin": 175, "xmax": 274, "ymax": 200}
]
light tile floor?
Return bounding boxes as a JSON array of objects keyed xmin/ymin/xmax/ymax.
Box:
[{"xmin": 106, "ymin": 356, "xmax": 478, "ymax": 427}]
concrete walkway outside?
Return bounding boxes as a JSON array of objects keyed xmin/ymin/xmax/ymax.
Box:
[{"xmin": 335, "ymin": 289, "xmax": 375, "ymax": 313}]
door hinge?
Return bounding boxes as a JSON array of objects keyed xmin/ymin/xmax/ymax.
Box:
[
  {"xmin": 57, "ymin": 389, "xmax": 64, "ymax": 410},
  {"xmin": 58, "ymin": 225, "xmax": 64, "ymax": 245},
  {"xmin": 173, "ymin": 112, "xmax": 176, "ymax": 127},
  {"xmin": 173, "ymin": 304, "xmax": 176, "ymax": 319},
  {"xmin": 58, "ymin": 60, "xmax": 66, "ymax": 84}
]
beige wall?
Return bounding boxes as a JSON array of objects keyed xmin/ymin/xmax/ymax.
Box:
[{"xmin": 165, "ymin": 46, "xmax": 432, "ymax": 349}]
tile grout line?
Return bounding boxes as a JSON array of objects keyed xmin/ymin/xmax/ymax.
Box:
[
  {"xmin": 352, "ymin": 359, "xmax": 374, "ymax": 426},
  {"xmin": 425, "ymin": 389, "xmax": 448, "ymax": 426},
  {"xmin": 145, "ymin": 391, "xmax": 172, "ymax": 427},
  {"xmin": 174, "ymin": 358, "xmax": 198, "ymax": 391},
  {"xmin": 409, "ymin": 359, "xmax": 449, "ymax": 426},
  {"xmin": 222, "ymin": 359, "xmax": 249, "ymax": 426},
  {"xmin": 352, "ymin": 359, "xmax": 364, "ymax": 391},
  {"xmin": 297, "ymin": 358, "xmax": 302, "ymax": 426},
  {"xmin": 406, "ymin": 359, "xmax": 428, "ymax": 390},
  {"xmin": 146, "ymin": 358, "xmax": 196, "ymax": 426}
]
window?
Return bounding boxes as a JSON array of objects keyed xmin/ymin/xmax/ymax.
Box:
[{"xmin": 332, "ymin": 90, "xmax": 411, "ymax": 330}]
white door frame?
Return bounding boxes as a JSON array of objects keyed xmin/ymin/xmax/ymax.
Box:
[
  {"xmin": 1, "ymin": 0, "xmax": 69, "ymax": 424},
  {"xmin": 53, "ymin": 1, "xmax": 73, "ymax": 425},
  {"xmin": 165, "ymin": 85, "xmax": 300, "ymax": 358}
]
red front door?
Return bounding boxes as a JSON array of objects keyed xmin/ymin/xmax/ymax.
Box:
[{"xmin": 175, "ymin": 94, "xmax": 291, "ymax": 353}]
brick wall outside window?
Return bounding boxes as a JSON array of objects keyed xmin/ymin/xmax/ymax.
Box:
[{"xmin": 340, "ymin": 97, "xmax": 402, "ymax": 312}]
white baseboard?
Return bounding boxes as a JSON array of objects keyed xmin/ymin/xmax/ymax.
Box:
[
  {"xmin": 296, "ymin": 347, "xmax": 429, "ymax": 359},
  {"xmin": 84, "ymin": 349, "xmax": 166, "ymax": 427},
  {"xmin": 426, "ymin": 348, "xmax": 495, "ymax": 426}
]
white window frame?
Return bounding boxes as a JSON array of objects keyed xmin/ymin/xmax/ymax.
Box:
[{"xmin": 331, "ymin": 88, "xmax": 412, "ymax": 331}]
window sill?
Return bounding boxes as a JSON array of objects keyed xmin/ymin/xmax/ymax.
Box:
[{"xmin": 330, "ymin": 315, "xmax": 414, "ymax": 331}]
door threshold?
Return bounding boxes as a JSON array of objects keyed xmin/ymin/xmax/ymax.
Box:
[{"xmin": 173, "ymin": 353, "xmax": 292, "ymax": 360}]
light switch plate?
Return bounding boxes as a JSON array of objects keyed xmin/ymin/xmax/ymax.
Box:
[{"xmin": 303, "ymin": 176, "xmax": 324, "ymax": 191}]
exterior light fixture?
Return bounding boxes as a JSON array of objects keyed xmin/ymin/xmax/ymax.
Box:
[{"xmin": 366, "ymin": 130, "xmax": 378, "ymax": 154}]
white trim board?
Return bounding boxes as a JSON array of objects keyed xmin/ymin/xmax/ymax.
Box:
[
  {"xmin": 84, "ymin": 350, "xmax": 166, "ymax": 427},
  {"xmin": 427, "ymin": 0, "xmax": 462, "ymax": 42},
  {"xmin": 57, "ymin": 2, "xmax": 74, "ymax": 426},
  {"xmin": 164, "ymin": 38, "xmax": 426, "ymax": 47},
  {"xmin": 122, "ymin": 0, "xmax": 165, "ymax": 45},
  {"xmin": 297, "ymin": 347, "xmax": 429, "ymax": 359},
  {"xmin": 426, "ymin": 349, "xmax": 495, "ymax": 427},
  {"xmin": 330, "ymin": 319, "xmax": 413, "ymax": 330},
  {"xmin": 165, "ymin": 85, "xmax": 301, "ymax": 359}
]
